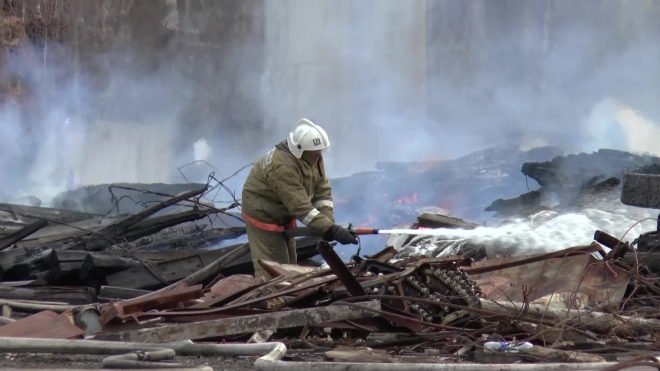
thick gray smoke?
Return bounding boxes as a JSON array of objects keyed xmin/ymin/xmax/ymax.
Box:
[{"xmin": 1, "ymin": 0, "xmax": 660, "ymax": 207}]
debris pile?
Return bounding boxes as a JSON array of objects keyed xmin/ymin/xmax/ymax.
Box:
[
  {"xmin": 486, "ymin": 148, "xmax": 660, "ymax": 217},
  {"xmin": 1, "ymin": 160, "xmax": 660, "ymax": 370}
]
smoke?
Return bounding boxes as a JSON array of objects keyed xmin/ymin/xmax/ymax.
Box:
[
  {"xmin": 2, "ymin": 1, "xmax": 660, "ymax": 212},
  {"xmin": 255, "ymin": 0, "xmax": 660, "ymax": 179}
]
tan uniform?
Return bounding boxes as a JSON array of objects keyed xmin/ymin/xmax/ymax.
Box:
[{"xmin": 241, "ymin": 140, "xmax": 335, "ymax": 279}]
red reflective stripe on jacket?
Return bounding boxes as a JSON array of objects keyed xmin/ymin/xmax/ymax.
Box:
[{"xmin": 241, "ymin": 210, "xmax": 297, "ymax": 233}]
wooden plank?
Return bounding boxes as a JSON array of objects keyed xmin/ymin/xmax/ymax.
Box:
[
  {"xmin": 0, "ymin": 220, "xmax": 48, "ymax": 251},
  {"xmin": 93, "ymin": 300, "xmax": 381, "ymax": 343},
  {"xmin": 104, "ymin": 264, "xmax": 161, "ymax": 289},
  {"xmin": 135, "ymin": 226, "xmax": 246, "ymax": 251},
  {"xmin": 15, "ymin": 217, "xmax": 104, "ymax": 247},
  {"xmin": 104, "ymin": 254, "xmax": 205, "ymax": 290},
  {"xmin": 0, "ymin": 203, "xmax": 100, "ymax": 224},
  {"xmin": 48, "ymin": 262, "xmax": 84, "ymax": 281},
  {"xmin": 79, "ymin": 254, "xmax": 139, "ymax": 281},
  {"xmin": 0, "ymin": 247, "xmax": 40, "ymax": 272},
  {"xmin": 0, "ymin": 310, "xmax": 84, "ymax": 339},
  {"xmin": 98, "ymin": 286, "xmax": 151, "ymax": 301},
  {"xmin": 159, "ymin": 255, "xmax": 204, "ymax": 282},
  {"xmin": 44, "ymin": 250, "xmax": 88, "ymax": 268}
]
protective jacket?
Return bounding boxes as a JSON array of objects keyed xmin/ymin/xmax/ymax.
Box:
[{"xmin": 241, "ymin": 140, "xmax": 335, "ymax": 234}]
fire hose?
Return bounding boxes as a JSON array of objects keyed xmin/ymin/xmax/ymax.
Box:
[
  {"xmin": 283, "ymin": 226, "xmax": 379, "ymax": 238},
  {"xmin": 284, "ymin": 226, "xmax": 380, "ymax": 259}
]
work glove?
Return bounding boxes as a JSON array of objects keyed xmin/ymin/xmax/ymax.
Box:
[{"xmin": 324, "ymin": 224, "xmax": 359, "ymax": 245}]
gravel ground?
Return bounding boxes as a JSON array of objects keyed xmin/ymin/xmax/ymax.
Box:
[
  {"xmin": 0, "ymin": 353, "xmax": 257, "ymax": 370},
  {"xmin": 0, "ymin": 351, "xmax": 326, "ymax": 370}
]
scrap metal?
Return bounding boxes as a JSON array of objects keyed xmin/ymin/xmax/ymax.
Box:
[{"xmin": 0, "ymin": 181, "xmax": 659, "ymax": 370}]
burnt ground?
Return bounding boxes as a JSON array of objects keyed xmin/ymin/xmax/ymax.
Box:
[
  {"xmin": 0, "ymin": 351, "xmax": 325, "ymax": 370},
  {"xmin": 0, "ymin": 353, "xmax": 257, "ymax": 370}
]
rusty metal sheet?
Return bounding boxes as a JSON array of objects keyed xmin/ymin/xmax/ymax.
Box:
[
  {"xmin": 128, "ymin": 275, "xmax": 340, "ymax": 320},
  {"xmin": 0, "ymin": 310, "xmax": 85, "ymax": 339},
  {"xmin": 99, "ymin": 285, "xmax": 203, "ymax": 325},
  {"xmin": 469, "ymin": 247, "xmax": 630, "ymax": 309},
  {"xmin": 318, "ymin": 241, "xmax": 366, "ymax": 297},
  {"xmin": 466, "ymin": 243, "xmax": 605, "ymax": 274},
  {"xmin": 206, "ymin": 274, "xmax": 262, "ymax": 298},
  {"xmin": 366, "ymin": 246, "xmax": 398, "ymax": 263}
]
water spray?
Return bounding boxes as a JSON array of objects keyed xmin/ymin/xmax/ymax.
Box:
[{"xmin": 284, "ymin": 226, "xmax": 469, "ymax": 238}]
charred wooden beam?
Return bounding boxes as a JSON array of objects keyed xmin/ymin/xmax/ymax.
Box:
[
  {"xmin": 0, "ymin": 203, "xmax": 100, "ymax": 224},
  {"xmin": 83, "ymin": 208, "xmax": 218, "ymax": 251},
  {"xmin": 98, "ymin": 286, "xmax": 152, "ymax": 302},
  {"xmin": 0, "ymin": 220, "xmax": 48, "ymax": 251},
  {"xmin": 0, "ymin": 285, "xmax": 96, "ymax": 305},
  {"xmin": 79, "ymin": 254, "xmax": 139, "ymax": 282},
  {"xmin": 97, "ymin": 186, "xmax": 209, "ymax": 239},
  {"xmin": 417, "ymin": 212, "xmax": 480, "ymax": 229},
  {"xmin": 104, "ymin": 254, "xmax": 206, "ymax": 290},
  {"xmin": 93, "ymin": 300, "xmax": 381, "ymax": 343},
  {"xmin": 44, "ymin": 250, "xmax": 89, "ymax": 268}
]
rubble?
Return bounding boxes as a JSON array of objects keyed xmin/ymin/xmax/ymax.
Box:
[
  {"xmin": 486, "ymin": 148, "xmax": 660, "ymax": 217},
  {"xmin": 1, "ymin": 157, "xmax": 660, "ymax": 370}
]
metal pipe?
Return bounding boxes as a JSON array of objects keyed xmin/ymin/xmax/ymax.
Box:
[
  {"xmin": 103, "ymin": 349, "xmax": 183, "ymax": 369},
  {"xmin": 0, "ymin": 299, "xmax": 73, "ymax": 313},
  {"xmin": 254, "ymin": 345, "xmax": 637, "ymax": 370},
  {"xmin": 284, "ymin": 227, "xmax": 380, "ymax": 238}
]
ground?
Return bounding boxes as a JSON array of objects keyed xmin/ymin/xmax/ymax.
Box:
[{"xmin": 0, "ymin": 353, "xmax": 257, "ymax": 370}]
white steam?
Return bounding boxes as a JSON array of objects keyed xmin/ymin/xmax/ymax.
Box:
[
  {"xmin": 1, "ymin": 1, "xmax": 660, "ymax": 214},
  {"xmin": 390, "ymin": 203, "xmax": 659, "ymax": 258}
]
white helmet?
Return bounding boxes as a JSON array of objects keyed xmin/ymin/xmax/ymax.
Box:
[{"xmin": 286, "ymin": 118, "xmax": 330, "ymax": 159}]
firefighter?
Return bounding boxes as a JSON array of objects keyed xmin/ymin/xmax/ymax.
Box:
[{"xmin": 241, "ymin": 118, "xmax": 358, "ymax": 279}]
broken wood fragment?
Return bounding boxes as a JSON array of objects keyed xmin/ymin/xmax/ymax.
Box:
[
  {"xmin": 97, "ymin": 186, "xmax": 209, "ymax": 239},
  {"xmin": 79, "ymin": 254, "xmax": 139, "ymax": 282}
]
